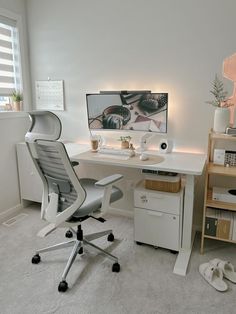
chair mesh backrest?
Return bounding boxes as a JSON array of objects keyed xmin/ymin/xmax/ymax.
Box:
[{"xmin": 33, "ymin": 140, "xmax": 83, "ymax": 214}]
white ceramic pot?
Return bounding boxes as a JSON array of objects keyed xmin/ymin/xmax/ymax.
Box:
[{"xmin": 213, "ymin": 107, "xmax": 230, "ymax": 133}]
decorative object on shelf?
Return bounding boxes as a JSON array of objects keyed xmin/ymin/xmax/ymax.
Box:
[
  {"xmin": 12, "ymin": 90, "xmax": 23, "ymax": 111},
  {"xmin": 223, "ymin": 53, "xmax": 236, "ymax": 126},
  {"xmin": 118, "ymin": 136, "xmax": 131, "ymax": 149},
  {"xmin": 206, "ymin": 75, "xmax": 231, "ymax": 133}
]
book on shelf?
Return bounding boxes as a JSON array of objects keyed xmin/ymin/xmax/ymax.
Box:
[
  {"xmin": 205, "ymin": 207, "xmax": 234, "ymax": 240},
  {"xmin": 232, "ymin": 213, "xmax": 236, "ymax": 241}
]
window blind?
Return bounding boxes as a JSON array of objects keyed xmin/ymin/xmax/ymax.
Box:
[{"xmin": 0, "ymin": 15, "xmax": 21, "ymax": 96}]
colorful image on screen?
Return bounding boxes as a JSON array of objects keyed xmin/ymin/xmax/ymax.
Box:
[{"xmin": 86, "ymin": 91, "xmax": 168, "ymax": 133}]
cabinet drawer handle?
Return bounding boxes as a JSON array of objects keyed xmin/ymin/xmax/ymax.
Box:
[{"xmin": 147, "ymin": 211, "xmax": 163, "ymax": 217}]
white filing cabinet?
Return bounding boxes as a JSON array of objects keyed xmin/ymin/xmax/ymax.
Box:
[
  {"xmin": 134, "ymin": 181, "xmax": 184, "ymax": 251},
  {"xmin": 16, "ymin": 142, "xmax": 43, "ymax": 203}
]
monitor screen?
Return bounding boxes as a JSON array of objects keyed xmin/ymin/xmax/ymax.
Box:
[{"xmin": 86, "ymin": 91, "xmax": 168, "ymax": 133}]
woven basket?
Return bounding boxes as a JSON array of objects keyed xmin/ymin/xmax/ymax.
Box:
[{"xmin": 145, "ymin": 178, "xmax": 181, "ymax": 193}]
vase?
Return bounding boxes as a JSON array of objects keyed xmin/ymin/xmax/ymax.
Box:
[
  {"xmin": 13, "ymin": 101, "xmax": 21, "ymax": 111},
  {"xmin": 213, "ymin": 107, "xmax": 230, "ymax": 133},
  {"xmin": 121, "ymin": 141, "xmax": 129, "ymax": 149}
]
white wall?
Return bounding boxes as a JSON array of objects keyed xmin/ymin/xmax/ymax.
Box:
[
  {"xmin": 0, "ymin": 115, "xmax": 29, "ymax": 215},
  {"xmin": 0, "ymin": 0, "xmax": 31, "ymax": 215},
  {"xmin": 26, "ymin": 0, "xmax": 236, "ymax": 152}
]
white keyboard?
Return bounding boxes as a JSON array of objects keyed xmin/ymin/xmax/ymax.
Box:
[
  {"xmin": 98, "ymin": 147, "xmax": 135, "ymax": 157},
  {"xmin": 95, "ymin": 154, "xmax": 130, "ymax": 160}
]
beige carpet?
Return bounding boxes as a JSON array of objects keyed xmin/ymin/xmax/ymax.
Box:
[{"xmin": 0, "ymin": 204, "xmax": 236, "ymax": 314}]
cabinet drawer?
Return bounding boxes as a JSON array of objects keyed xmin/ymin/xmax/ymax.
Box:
[
  {"xmin": 134, "ymin": 207, "xmax": 180, "ymax": 251},
  {"xmin": 134, "ymin": 188, "xmax": 182, "ymax": 215},
  {"xmin": 17, "ymin": 143, "xmax": 43, "ymax": 202}
]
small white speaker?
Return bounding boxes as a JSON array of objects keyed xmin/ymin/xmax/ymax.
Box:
[{"xmin": 158, "ymin": 139, "xmax": 173, "ymax": 154}]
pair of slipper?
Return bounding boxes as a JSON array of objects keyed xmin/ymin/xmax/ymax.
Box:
[{"xmin": 199, "ymin": 258, "xmax": 236, "ymax": 292}]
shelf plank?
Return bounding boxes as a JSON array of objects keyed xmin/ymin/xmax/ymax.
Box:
[
  {"xmin": 206, "ymin": 189, "xmax": 236, "ymax": 211},
  {"xmin": 208, "ymin": 163, "xmax": 236, "ymax": 176},
  {"xmin": 204, "ymin": 235, "xmax": 236, "ymax": 244},
  {"xmin": 210, "ymin": 132, "xmax": 236, "ymax": 141}
]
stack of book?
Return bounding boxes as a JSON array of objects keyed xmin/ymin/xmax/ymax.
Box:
[{"xmin": 205, "ymin": 208, "xmax": 236, "ymax": 240}]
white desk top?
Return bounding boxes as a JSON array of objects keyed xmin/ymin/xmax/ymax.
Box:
[
  {"xmin": 63, "ymin": 142, "xmax": 89, "ymax": 157},
  {"xmin": 18, "ymin": 141, "xmax": 206, "ymax": 175},
  {"xmin": 72, "ymin": 149, "xmax": 206, "ymax": 176}
]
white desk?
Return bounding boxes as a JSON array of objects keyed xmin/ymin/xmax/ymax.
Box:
[{"xmin": 72, "ymin": 150, "xmax": 206, "ymax": 276}]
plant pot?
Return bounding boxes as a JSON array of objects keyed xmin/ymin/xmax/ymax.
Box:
[
  {"xmin": 213, "ymin": 107, "xmax": 230, "ymax": 133},
  {"xmin": 13, "ymin": 101, "xmax": 21, "ymax": 111},
  {"xmin": 121, "ymin": 141, "xmax": 129, "ymax": 149}
]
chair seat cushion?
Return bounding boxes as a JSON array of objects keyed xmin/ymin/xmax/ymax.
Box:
[{"xmin": 69, "ymin": 178, "xmax": 123, "ymax": 219}]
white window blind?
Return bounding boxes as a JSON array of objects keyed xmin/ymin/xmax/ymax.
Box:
[{"xmin": 0, "ymin": 15, "xmax": 21, "ymax": 96}]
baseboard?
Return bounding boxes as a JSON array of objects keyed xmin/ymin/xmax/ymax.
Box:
[
  {"xmin": 0, "ymin": 203, "xmax": 23, "ymax": 223},
  {"xmin": 108, "ymin": 207, "xmax": 134, "ymax": 218}
]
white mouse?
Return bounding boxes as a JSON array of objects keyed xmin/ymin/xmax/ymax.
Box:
[{"xmin": 140, "ymin": 153, "xmax": 149, "ymax": 161}]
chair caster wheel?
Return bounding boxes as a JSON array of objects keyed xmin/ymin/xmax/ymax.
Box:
[
  {"xmin": 58, "ymin": 280, "xmax": 68, "ymax": 292},
  {"xmin": 65, "ymin": 230, "xmax": 73, "ymax": 238},
  {"xmin": 78, "ymin": 247, "xmax": 83, "ymax": 254},
  {"xmin": 107, "ymin": 233, "xmax": 114, "ymax": 242},
  {"xmin": 112, "ymin": 262, "xmax": 120, "ymax": 273},
  {"xmin": 32, "ymin": 254, "xmax": 41, "ymax": 264},
  {"xmin": 170, "ymin": 250, "xmax": 178, "ymax": 254}
]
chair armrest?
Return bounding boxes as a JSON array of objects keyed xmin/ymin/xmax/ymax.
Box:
[
  {"xmin": 95, "ymin": 174, "xmax": 123, "ymax": 187},
  {"xmin": 71, "ymin": 161, "xmax": 79, "ymax": 167}
]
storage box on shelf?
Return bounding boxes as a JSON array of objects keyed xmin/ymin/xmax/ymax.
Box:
[{"xmin": 200, "ymin": 130, "xmax": 236, "ymax": 253}]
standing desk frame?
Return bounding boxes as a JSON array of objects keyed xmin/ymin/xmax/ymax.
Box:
[{"xmin": 72, "ymin": 150, "xmax": 206, "ymax": 276}]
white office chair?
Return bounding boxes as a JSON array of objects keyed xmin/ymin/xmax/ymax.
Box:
[{"xmin": 25, "ymin": 111, "xmax": 123, "ymax": 292}]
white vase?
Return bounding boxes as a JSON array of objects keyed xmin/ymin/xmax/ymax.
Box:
[{"xmin": 213, "ymin": 107, "xmax": 230, "ymax": 133}]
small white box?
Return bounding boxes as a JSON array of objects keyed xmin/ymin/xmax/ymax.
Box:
[
  {"xmin": 213, "ymin": 149, "xmax": 225, "ymax": 165},
  {"xmin": 212, "ymin": 186, "xmax": 236, "ymax": 204}
]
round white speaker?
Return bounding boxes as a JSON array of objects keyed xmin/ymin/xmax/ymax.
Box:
[{"xmin": 159, "ymin": 139, "xmax": 173, "ymax": 154}]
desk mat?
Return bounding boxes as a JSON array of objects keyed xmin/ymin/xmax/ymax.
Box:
[{"xmin": 77, "ymin": 151, "xmax": 164, "ymax": 165}]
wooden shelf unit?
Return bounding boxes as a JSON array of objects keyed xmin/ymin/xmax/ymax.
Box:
[
  {"xmin": 200, "ymin": 131, "xmax": 236, "ymax": 254},
  {"xmin": 204, "ymin": 235, "xmax": 236, "ymax": 244}
]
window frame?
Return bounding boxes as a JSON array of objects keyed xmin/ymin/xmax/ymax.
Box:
[{"xmin": 0, "ymin": 7, "xmax": 29, "ymax": 118}]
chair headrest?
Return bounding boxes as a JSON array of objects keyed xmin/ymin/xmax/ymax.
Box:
[{"xmin": 25, "ymin": 111, "xmax": 62, "ymax": 143}]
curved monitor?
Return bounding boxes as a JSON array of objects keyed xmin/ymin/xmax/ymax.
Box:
[{"xmin": 86, "ymin": 91, "xmax": 168, "ymax": 133}]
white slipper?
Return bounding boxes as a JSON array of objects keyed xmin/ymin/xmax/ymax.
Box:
[
  {"xmin": 199, "ymin": 262, "xmax": 228, "ymax": 292},
  {"xmin": 210, "ymin": 258, "xmax": 236, "ymax": 283}
]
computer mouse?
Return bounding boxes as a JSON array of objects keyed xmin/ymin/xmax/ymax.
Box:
[{"xmin": 140, "ymin": 153, "xmax": 149, "ymax": 161}]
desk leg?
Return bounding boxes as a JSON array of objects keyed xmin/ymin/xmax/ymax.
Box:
[{"xmin": 173, "ymin": 174, "xmax": 195, "ymax": 276}]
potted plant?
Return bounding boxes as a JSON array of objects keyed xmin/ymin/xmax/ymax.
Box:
[
  {"xmin": 118, "ymin": 136, "xmax": 131, "ymax": 149},
  {"xmin": 206, "ymin": 75, "xmax": 231, "ymax": 133},
  {"xmin": 12, "ymin": 90, "xmax": 23, "ymax": 111}
]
